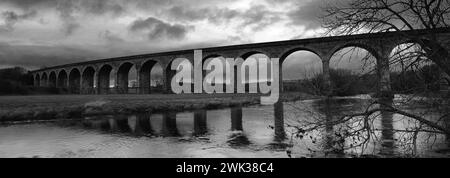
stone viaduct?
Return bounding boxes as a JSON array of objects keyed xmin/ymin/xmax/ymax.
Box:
[{"xmin": 31, "ymin": 28, "xmax": 450, "ymax": 97}]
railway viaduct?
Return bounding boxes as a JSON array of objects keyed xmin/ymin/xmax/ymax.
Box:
[{"xmin": 31, "ymin": 28, "xmax": 450, "ymax": 97}]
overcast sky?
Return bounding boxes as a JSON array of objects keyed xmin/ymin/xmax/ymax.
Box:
[{"xmin": 0, "ymin": 0, "xmax": 330, "ymax": 68}]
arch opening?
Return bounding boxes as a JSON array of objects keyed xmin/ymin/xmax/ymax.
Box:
[
  {"xmin": 281, "ymin": 50, "xmax": 323, "ymax": 95},
  {"xmin": 82, "ymin": 67, "xmax": 96, "ymax": 94},
  {"xmin": 40, "ymin": 73, "xmax": 48, "ymax": 87},
  {"xmin": 117, "ymin": 62, "xmax": 136, "ymax": 94},
  {"xmin": 35, "ymin": 74, "xmax": 40, "ymax": 87},
  {"xmin": 69, "ymin": 68, "xmax": 81, "ymax": 94},
  {"xmin": 389, "ymin": 43, "xmax": 441, "ymax": 93},
  {"xmin": 329, "ymin": 47, "xmax": 377, "ymax": 96},
  {"xmin": 139, "ymin": 60, "xmax": 163, "ymax": 94},
  {"xmin": 98, "ymin": 65, "xmax": 113, "ymax": 94},
  {"xmin": 241, "ymin": 53, "xmax": 271, "ymax": 93},
  {"xmin": 48, "ymin": 71, "xmax": 57, "ymax": 88},
  {"xmin": 57, "ymin": 70, "xmax": 68, "ymax": 89},
  {"xmin": 166, "ymin": 58, "xmax": 193, "ymax": 94}
]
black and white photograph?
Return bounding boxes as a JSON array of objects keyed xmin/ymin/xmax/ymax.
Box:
[{"xmin": 0, "ymin": 0, "xmax": 449, "ymax": 165}]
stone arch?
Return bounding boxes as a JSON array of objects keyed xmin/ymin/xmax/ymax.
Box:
[
  {"xmin": 237, "ymin": 51, "xmax": 271, "ymax": 93},
  {"xmin": 238, "ymin": 50, "xmax": 270, "ymax": 60},
  {"xmin": 139, "ymin": 59, "xmax": 163, "ymax": 94},
  {"xmin": 69, "ymin": 68, "xmax": 81, "ymax": 94},
  {"xmin": 116, "ymin": 62, "xmax": 136, "ymax": 94},
  {"xmin": 279, "ymin": 47, "xmax": 323, "ymax": 64},
  {"xmin": 35, "ymin": 73, "xmax": 40, "ymax": 87},
  {"xmin": 82, "ymin": 66, "xmax": 96, "ymax": 94},
  {"xmin": 40, "ymin": 72, "xmax": 48, "ymax": 87},
  {"xmin": 97, "ymin": 64, "xmax": 113, "ymax": 94},
  {"xmin": 166, "ymin": 58, "xmax": 193, "ymax": 93},
  {"xmin": 328, "ymin": 44, "xmax": 379, "ymax": 96},
  {"xmin": 329, "ymin": 42, "xmax": 380, "ymax": 60},
  {"xmin": 57, "ymin": 69, "xmax": 68, "ymax": 88},
  {"xmin": 280, "ymin": 48, "xmax": 324, "ymax": 94},
  {"xmin": 48, "ymin": 71, "xmax": 57, "ymax": 88}
]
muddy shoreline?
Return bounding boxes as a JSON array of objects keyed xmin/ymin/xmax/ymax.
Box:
[{"xmin": 0, "ymin": 92, "xmax": 320, "ymax": 123}]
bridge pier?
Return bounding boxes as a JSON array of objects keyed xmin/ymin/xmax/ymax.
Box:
[
  {"xmin": 376, "ymin": 49, "xmax": 394, "ymax": 99},
  {"xmin": 321, "ymin": 59, "xmax": 332, "ymax": 96},
  {"xmin": 193, "ymin": 109, "xmax": 208, "ymax": 136},
  {"xmin": 231, "ymin": 106, "xmax": 243, "ymax": 131},
  {"xmin": 162, "ymin": 112, "xmax": 179, "ymax": 136},
  {"xmin": 274, "ymin": 101, "xmax": 286, "ymax": 141}
]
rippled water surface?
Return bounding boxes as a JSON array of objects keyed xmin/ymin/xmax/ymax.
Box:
[{"xmin": 0, "ymin": 96, "xmax": 449, "ymax": 158}]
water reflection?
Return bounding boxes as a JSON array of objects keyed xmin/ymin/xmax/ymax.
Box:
[
  {"xmin": 274, "ymin": 102, "xmax": 286, "ymax": 141},
  {"xmin": 193, "ymin": 109, "xmax": 208, "ymax": 136},
  {"xmin": 311, "ymin": 99, "xmax": 363, "ymax": 156},
  {"xmin": 109, "ymin": 116, "xmax": 131, "ymax": 133},
  {"xmin": 1, "ymin": 96, "xmax": 449, "ymax": 158},
  {"xmin": 228, "ymin": 105, "xmax": 251, "ymax": 147},
  {"xmin": 161, "ymin": 112, "xmax": 180, "ymax": 137},
  {"xmin": 133, "ymin": 113, "xmax": 154, "ymax": 135},
  {"xmin": 379, "ymin": 99, "xmax": 395, "ymax": 156}
]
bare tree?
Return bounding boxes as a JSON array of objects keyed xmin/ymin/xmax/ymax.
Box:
[
  {"xmin": 322, "ymin": 0, "xmax": 450, "ymax": 76},
  {"xmin": 284, "ymin": 0, "xmax": 450, "ymax": 157}
]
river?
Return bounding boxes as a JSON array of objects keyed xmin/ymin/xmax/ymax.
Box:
[{"xmin": 0, "ymin": 95, "xmax": 449, "ymax": 158}]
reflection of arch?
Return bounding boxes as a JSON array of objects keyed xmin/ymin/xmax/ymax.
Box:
[
  {"xmin": 35, "ymin": 74, "xmax": 40, "ymax": 87},
  {"xmin": 139, "ymin": 60, "xmax": 161, "ymax": 94},
  {"xmin": 48, "ymin": 71, "xmax": 57, "ymax": 87},
  {"xmin": 97, "ymin": 64, "xmax": 113, "ymax": 94},
  {"xmin": 117, "ymin": 62, "xmax": 135, "ymax": 94},
  {"xmin": 40, "ymin": 72, "xmax": 48, "ymax": 87},
  {"xmin": 82, "ymin": 66, "xmax": 96, "ymax": 94},
  {"xmin": 161, "ymin": 112, "xmax": 180, "ymax": 137},
  {"xmin": 134, "ymin": 113, "xmax": 153, "ymax": 135},
  {"xmin": 69, "ymin": 68, "xmax": 81, "ymax": 94},
  {"xmin": 57, "ymin": 70, "xmax": 68, "ymax": 88}
]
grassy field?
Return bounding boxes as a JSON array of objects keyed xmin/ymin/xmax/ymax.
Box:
[{"xmin": 0, "ymin": 92, "xmax": 319, "ymax": 122}]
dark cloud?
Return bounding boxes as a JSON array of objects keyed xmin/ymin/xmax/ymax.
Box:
[
  {"xmin": 80, "ymin": 0, "xmax": 125, "ymax": 16},
  {"xmin": 287, "ymin": 0, "xmax": 326, "ymax": 29},
  {"xmin": 240, "ymin": 5, "xmax": 281, "ymax": 31},
  {"xmin": 99, "ymin": 30, "xmax": 124, "ymax": 43},
  {"xmin": 1, "ymin": 0, "xmax": 127, "ymax": 35},
  {"xmin": 165, "ymin": 4, "xmax": 280, "ymax": 31},
  {"xmin": 55, "ymin": 0, "xmax": 80, "ymax": 36},
  {"xmin": 0, "ymin": 0, "xmax": 56, "ymax": 10},
  {"xmin": 0, "ymin": 42, "xmax": 102, "ymax": 69},
  {"xmin": 0, "ymin": 10, "xmax": 37, "ymax": 32},
  {"xmin": 129, "ymin": 17, "xmax": 191, "ymax": 40}
]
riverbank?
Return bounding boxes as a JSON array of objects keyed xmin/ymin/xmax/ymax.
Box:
[{"xmin": 0, "ymin": 92, "xmax": 320, "ymax": 122}]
